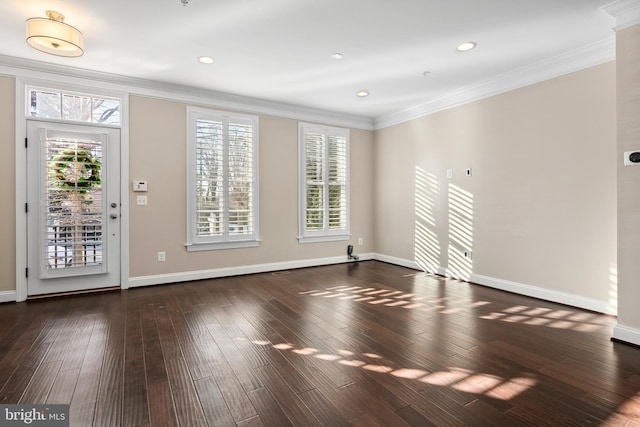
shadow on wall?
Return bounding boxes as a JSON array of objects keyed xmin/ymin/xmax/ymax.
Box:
[
  {"xmin": 415, "ymin": 167, "xmax": 441, "ymax": 273},
  {"xmin": 415, "ymin": 166, "xmax": 474, "ymax": 280}
]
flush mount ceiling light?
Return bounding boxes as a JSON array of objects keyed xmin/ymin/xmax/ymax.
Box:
[
  {"xmin": 198, "ymin": 56, "xmax": 214, "ymax": 64},
  {"xmin": 26, "ymin": 11, "xmax": 83, "ymax": 57},
  {"xmin": 356, "ymin": 90, "xmax": 369, "ymax": 97},
  {"xmin": 331, "ymin": 53, "xmax": 344, "ymax": 60},
  {"xmin": 456, "ymin": 41, "xmax": 477, "ymax": 52}
]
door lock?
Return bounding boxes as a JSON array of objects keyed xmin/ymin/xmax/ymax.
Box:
[
  {"xmin": 111, "ymin": 202, "xmax": 118, "ymax": 208},
  {"xmin": 110, "ymin": 213, "xmax": 118, "ymax": 219}
]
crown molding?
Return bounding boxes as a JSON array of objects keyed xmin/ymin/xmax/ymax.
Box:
[
  {"xmin": 373, "ymin": 36, "xmax": 616, "ymax": 130},
  {"xmin": 602, "ymin": 0, "xmax": 640, "ymax": 30},
  {"xmin": 0, "ymin": 32, "xmax": 619, "ymax": 133},
  {"xmin": 0, "ymin": 54, "xmax": 374, "ymax": 131}
]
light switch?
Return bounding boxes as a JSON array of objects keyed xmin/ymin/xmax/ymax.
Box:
[
  {"xmin": 137, "ymin": 195, "xmax": 147, "ymax": 206},
  {"xmin": 133, "ymin": 180, "xmax": 148, "ymax": 192}
]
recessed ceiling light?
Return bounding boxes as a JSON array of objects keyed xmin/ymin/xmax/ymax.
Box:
[
  {"xmin": 357, "ymin": 90, "xmax": 369, "ymax": 97},
  {"xmin": 198, "ymin": 56, "xmax": 214, "ymax": 64},
  {"xmin": 456, "ymin": 42, "xmax": 477, "ymax": 52},
  {"xmin": 331, "ymin": 53, "xmax": 343, "ymax": 60}
]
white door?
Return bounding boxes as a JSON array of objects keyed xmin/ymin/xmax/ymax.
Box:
[{"xmin": 27, "ymin": 121, "xmax": 121, "ymax": 296}]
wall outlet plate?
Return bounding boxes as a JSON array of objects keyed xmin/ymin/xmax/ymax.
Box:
[
  {"xmin": 624, "ymin": 151, "xmax": 640, "ymax": 166},
  {"xmin": 133, "ymin": 180, "xmax": 148, "ymax": 191}
]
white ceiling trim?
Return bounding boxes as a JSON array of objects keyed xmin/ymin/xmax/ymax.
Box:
[
  {"xmin": 602, "ymin": 0, "xmax": 640, "ymax": 29},
  {"xmin": 0, "ymin": 31, "xmax": 618, "ymax": 133},
  {"xmin": 373, "ymin": 36, "xmax": 616, "ymax": 130},
  {"xmin": 0, "ymin": 54, "xmax": 375, "ymax": 130}
]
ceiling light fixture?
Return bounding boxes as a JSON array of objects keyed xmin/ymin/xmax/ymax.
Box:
[
  {"xmin": 456, "ymin": 42, "xmax": 477, "ymax": 52},
  {"xmin": 26, "ymin": 10, "xmax": 83, "ymax": 57},
  {"xmin": 198, "ymin": 56, "xmax": 214, "ymax": 64},
  {"xmin": 422, "ymin": 71, "xmax": 431, "ymax": 77},
  {"xmin": 331, "ymin": 53, "xmax": 343, "ymax": 60},
  {"xmin": 357, "ymin": 90, "xmax": 369, "ymax": 97}
]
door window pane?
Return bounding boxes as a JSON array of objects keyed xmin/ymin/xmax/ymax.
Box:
[{"xmin": 44, "ymin": 136, "xmax": 104, "ymax": 271}]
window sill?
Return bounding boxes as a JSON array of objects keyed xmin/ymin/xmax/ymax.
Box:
[
  {"xmin": 298, "ymin": 234, "xmax": 350, "ymax": 244},
  {"xmin": 185, "ymin": 240, "xmax": 260, "ymax": 252}
]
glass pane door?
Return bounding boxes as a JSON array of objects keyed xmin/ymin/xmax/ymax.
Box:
[{"xmin": 27, "ymin": 121, "xmax": 121, "ymax": 296}]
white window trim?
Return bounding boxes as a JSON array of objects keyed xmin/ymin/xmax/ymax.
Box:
[
  {"xmin": 298, "ymin": 122, "xmax": 350, "ymax": 244},
  {"xmin": 186, "ymin": 106, "xmax": 259, "ymax": 251}
]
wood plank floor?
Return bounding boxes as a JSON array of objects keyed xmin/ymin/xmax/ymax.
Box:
[{"xmin": 1, "ymin": 260, "xmax": 639, "ymax": 426}]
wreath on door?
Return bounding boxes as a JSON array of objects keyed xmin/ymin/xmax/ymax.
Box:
[{"xmin": 50, "ymin": 149, "xmax": 101, "ymax": 194}]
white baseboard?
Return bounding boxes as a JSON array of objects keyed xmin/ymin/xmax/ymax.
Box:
[
  {"xmin": 470, "ymin": 273, "xmax": 617, "ymax": 315},
  {"xmin": 0, "ymin": 291, "xmax": 17, "ymax": 303},
  {"xmin": 373, "ymin": 254, "xmax": 616, "ymax": 315},
  {"xmin": 373, "ymin": 253, "xmax": 449, "ymax": 276},
  {"xmin": 128, "ymin": 253, "xmax": 375, "ymax": 288},
  {"xmin": 6, "ymin": 252, "xmax": 617, "ymax": 319},
  {"xmin": 373, "ymin": 253, "xmax": 420, "ymax": 270},
  {"xmin": 612, "ymin": 324, "xmax": 640, "ymax": 347}
]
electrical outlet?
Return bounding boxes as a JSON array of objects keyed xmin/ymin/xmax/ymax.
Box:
[
  {"xmin": 137, "ymin": 195, "xmax": 147, "ymax": 206},
  {"xmin": 157, "ymin": 251, "xmax": 166, "ymax": 262}
]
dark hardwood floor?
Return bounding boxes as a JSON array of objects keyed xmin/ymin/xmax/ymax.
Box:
[{"xmin": 0, "ymin": 260, "xmax": 639, "ymax": 426}]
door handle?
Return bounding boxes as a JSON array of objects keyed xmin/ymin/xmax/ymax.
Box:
[
  {"xmin": 110, "ymin": 213, "xmax": 119, "ymax": 219},
  {"xmin": 111, "ymin": 202, "xmax": 118, "ymax": 208}
]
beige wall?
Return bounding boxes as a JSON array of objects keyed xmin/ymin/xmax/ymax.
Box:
[
  {"xmin": 0, "ymin": 61, "xmax": 620, "ymax": 314},
  {"xmin": 0, "ymin": 76, "xmax": 15, "ymax": 293},
  {"xmin": 375, "ymin": 63, "xmax": 617, "ymax": 305},
  {"xmin": 129, "ymin": 96, "xmax": 374, "ymax": 277},
  {"xmin": 616, "ymin": 24, "xmax": 640, "ymax": 334}
]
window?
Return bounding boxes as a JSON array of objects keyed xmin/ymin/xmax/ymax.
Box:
[
  {"xmin": 187, "ymin": 107, "xmax": 259, "ymax": 251},
  {"xmin": 298, "ymin": 122, "xmax": 350, "ymax": 243},
  {"xmin": 28, "ymin": 87, "xmax": 121, "ymax": 125}
]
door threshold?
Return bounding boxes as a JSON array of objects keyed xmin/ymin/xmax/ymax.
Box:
[{"xmin": 27, "ymin": 286, "xmax": 121, "ymax": 300}]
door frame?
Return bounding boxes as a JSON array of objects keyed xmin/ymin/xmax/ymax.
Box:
[{"xmin": 15, "ymin": 78, "xmax": 130, "ymax": 301}]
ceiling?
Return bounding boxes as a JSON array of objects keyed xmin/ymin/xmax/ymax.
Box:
[{"xmin": 0, "ymin": 0, "xmax": 616, "ymax": 124}]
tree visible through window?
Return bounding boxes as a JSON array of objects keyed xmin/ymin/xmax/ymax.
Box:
[
  {"xmin": 29, "ymin": 88, "xmax": 121, "ymax": 125},
  {"xmin": 299, "ymin": 123, "xmax": 349, "ymax": 242},
  {"xmin": 187, "ymin": 107, "xmax": 259, "ymax": 250}
]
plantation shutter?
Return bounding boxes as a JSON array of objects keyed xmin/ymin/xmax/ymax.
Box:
[
  {"xmin": 300, "ymin": 123, "xmax": 349, "ymax": 240},
  {"xmin": 195, "ymin": 119, "xmax": 224, "ymax": 237},
  {"xmin": 228, "ymin": 120, "xmax": 255, "ymax": 236},
  {"xmin": 305, "ymin": 132, "xmax": 325, "ymax": 231},
  {"xmin": 327, "ymin": 135, "xmax": 347, "ymax": 230},
  {"xmin": 43, "ymin": 135, "xmax": 105, "ymax": 275},
  {"xmin": 192, "ymin": 113, "xmax": 257, "ymax": 246}
]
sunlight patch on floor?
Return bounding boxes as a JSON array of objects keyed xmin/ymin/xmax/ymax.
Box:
[
  {"xmin": 300, "ymin": 284, "xmax": 474, "ymax": 316},
  {"xmin": 301, "ymin": 283, "xmax": 611, "ymax": 335},
  {"xmin": 248, "ymin": 339, "xmax": 537, "ymax": 401},
  {"xmin": 480, "ymin": 304, "xmax": 609, "ymax": 332}
]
